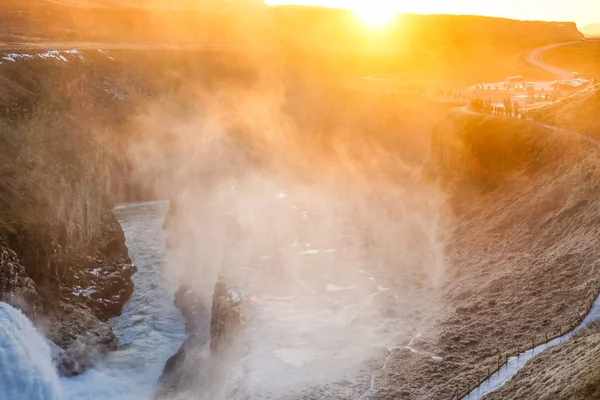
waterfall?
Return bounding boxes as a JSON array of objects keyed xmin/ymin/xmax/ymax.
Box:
[{"xmin": 0, "ymin": 302, "xmax": 62, "ymax": 400}]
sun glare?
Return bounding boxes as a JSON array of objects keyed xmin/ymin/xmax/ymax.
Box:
[{"xmin": 354, "ymin": 7, "xmax": 397, "ymax": 27}]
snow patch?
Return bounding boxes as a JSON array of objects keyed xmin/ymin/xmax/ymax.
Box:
[
  {"xmin": 0, "ymin": 49, "xmax": 111, "ymax": 66},
  {"xmin": 72, "ymin": 285, "xmax": 96, "ymax": 297}
]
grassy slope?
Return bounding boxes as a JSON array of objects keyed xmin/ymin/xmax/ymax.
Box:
[
  {"xmin": 542, "ymin": 41, "xmax": 600, "ymax": 77},
  {"xmin": 531, "ymin": 85, "xmax": 600, "ymax": 134},
  {"xmin": 464, "ymin": 88, "xmax": 600, "ymax": 400},
  {"xmin": 373, "ymin": 111, "xmax": 600, "ymax": 398},
  {"xmin": 0, "ymin": 1, "xmax": 584, "ymax": 85}
]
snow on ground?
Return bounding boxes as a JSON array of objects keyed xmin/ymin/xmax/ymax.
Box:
[{"xmin": 0, "ymin": 49, "xmax": 114, "ymax": 65}]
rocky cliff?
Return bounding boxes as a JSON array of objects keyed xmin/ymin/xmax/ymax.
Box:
[
  {"xmin": 156, "ymin": 276, "xmax": 246, "ymax": 399},
  {"xmin": 0, "ymin": 50, "xmax": 141, "ymax": 375}
]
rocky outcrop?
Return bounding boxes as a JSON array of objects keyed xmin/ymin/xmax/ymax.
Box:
[
  {"xmin": 44, "ymin": 305, "xmax": 118, "ymax": 376},
  {"xmin": 0, "ymin": 48, "xmax": 142, "ymax": 377},
  {"xmin": 173, "ymin": 284, "xmax": 212, "ymax": 336},
  {"xmin": 157, "ymin": 333, "xmax": 212, "ymax": 399},
  {"xmin": 0, "ymin": 238, "xmax": 40, "ymax": 311},
  {"xmin": 209, "ymin": 278, "xmax": 245, "ymax": 359},
  {"xmin": 157, "ymin": 276, "xmax": 246, "ymax": 399},
  {"xmin": 0, "ymin": 211, "xmax": 135, "ymax": 377}
]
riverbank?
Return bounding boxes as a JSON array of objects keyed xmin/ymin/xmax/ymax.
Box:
[
  {"xmin": 367, "ymin": 108, "xmax": 600, "ymax": 398},
  {"xmin": 61, "ymin": 201, "xmax": 187, "ymax": 399}
]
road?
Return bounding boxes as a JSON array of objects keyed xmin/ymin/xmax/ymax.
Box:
[
  {"xmin": 524, "ymin": 42, "xmax": 579, "ymax": 80},
  {"xmin": 524, "ymin": 40, "xmax": 600, "ymax": 80}
]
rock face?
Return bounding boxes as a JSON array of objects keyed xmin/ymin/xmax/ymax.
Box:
[
  {"xmin": 157, "ymin": 276, "xmax": 246, "ymax": 399},
  {"xmin": 45, "ymin": 306, "xmax": 118, "ymax": 376},
  {"xmin": 0, "ymin": 238, "xmax": 40, "ymax": 311},
  {"xmin": 0, "ymin": 49, "xmax": 142, "ymax": 377},
  {"xmin": 0, "ymin": 210, "xmax": 135, "ymax": 377},
  {"xmin": 173, "ymin": 284, "xmax": 212, "ymax": 336},
  {"xmin": 209, "ymin": 278, "xmax": 245, "ymax": 359}
]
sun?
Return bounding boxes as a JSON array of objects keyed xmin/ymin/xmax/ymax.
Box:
[{"xmin": 354, "ymin": 6, "xmax": 396, "ymax": 27}]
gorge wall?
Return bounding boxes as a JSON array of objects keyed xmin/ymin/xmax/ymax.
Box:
[
  {"xmin": 0, "ymin": 49, "xmax": 142, "ymax": 375},
  {"xmin": 0, "ymin": 14, "xmax": 593, "ymax": 396}
]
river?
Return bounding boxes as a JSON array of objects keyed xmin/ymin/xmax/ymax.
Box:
[{"xmin": 60, "ymin": 201, "xmax": 187, "ymax": 399}]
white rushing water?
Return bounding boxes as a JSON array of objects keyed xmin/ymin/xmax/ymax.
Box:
[
  {"xmin": 0, "ymin": 303, "xmax": 62, "ymax": 400},
  {"xmin": 0, "ymin": 201, "xmax": 186, "ymax": 400}
]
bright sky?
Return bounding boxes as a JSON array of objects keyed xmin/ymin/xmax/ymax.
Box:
[{"xmin": 264, "ymin": 0, "xmax": 599, "ymax": 27}]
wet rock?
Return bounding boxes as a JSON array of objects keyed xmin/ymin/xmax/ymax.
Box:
[
  {"xmin": 158, "ymin": 276, "xmax": 247, "ymax": 398},
  {"xmin": 83, "ymin": 262, "xmax": 136, "ymax": 321},
  {"xmin": 156, "ymin": 333, "xmax": 211, "ymax": 398},
  {"xmin": 0, "ymin": 209, "xmax": 135, "ymax": 376},
  {"xmin": 0, "ymin": 239, "xmax": 42, "ymax": 311},
  {"xmin": 174, "ymin": 284, "xmax": 211, "ymax": 336},
  {"xmin": 210, "ymin": 277, "xmax": 245, "ymax": 358},
  {"xmin": 45, "ymin": 304, "xmax": 118, "ymax": 376},
  {"xmin": 46, "ymin": 339, "xmax": 71, "ymax": 372}
]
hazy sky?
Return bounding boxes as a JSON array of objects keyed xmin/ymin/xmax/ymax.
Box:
[{"xmin": 264, "ymin": 0, "xmax": 599, "ymax": 27}]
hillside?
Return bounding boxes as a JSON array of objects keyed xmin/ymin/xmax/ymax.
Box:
[
  {"xmin": 370, "ymin": 111, "xmax": 600, "ymax": 398},
  {"xmin": 0, "ymin": 8, "xmax": 596, "ymax": 398},
  {"xmin": 530, "ymin": 85, "xmax": 600, "ymax": 134},
  {"xmin": 0, "ymin": 1, "xmax": 583, "ymax": 84},
  {"xmin": 143, "ymin": 75, "xmax": 600, "ymax": 398},
  {"xmin": 542, "ymin": 41, "xmax": 600, "ymax": 77},
  {"xmin": 469, "ymin": 88, "xmax": 600, "ymax": 400},
  {"xmin": 483, "ymin": 322, "xmax": 600, "ymax": 400},
  {"xmin": 581, "ymin": 23, "xmax": 600, "ymax": 36}
]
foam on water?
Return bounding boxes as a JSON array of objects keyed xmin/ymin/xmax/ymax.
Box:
[
  {"xmin": 0, "ymin": 303, "xmax": 62, "ymax": 400},
  {"xmin": 0, "ymin": 201, "xmax": 185, "ymax": 400}
]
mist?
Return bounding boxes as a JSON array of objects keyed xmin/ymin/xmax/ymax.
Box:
[{"xmin": 125, "ymin": 63, "xmax": 450, "ymax": 399}]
